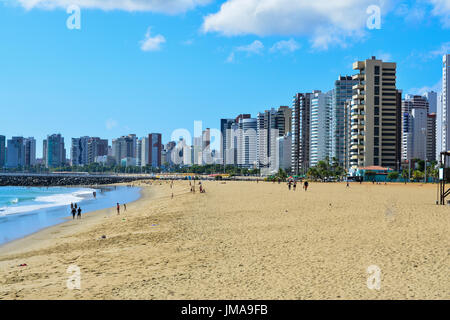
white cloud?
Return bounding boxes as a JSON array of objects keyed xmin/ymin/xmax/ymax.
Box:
[
  {"xmin": 376, "ymin": 52, "xmax": 393, "ymax": 61},
  {"xmin": 106, "ymin": 119, "xmax": 118, "ymax": 130},
  {"xmin": 430, "ymin": 42, "xmax": 450, "ymax": 57},
  {"xmin": 226, "ymin": 40, "xmax": 264, "ymax": 63},
  {"xmin": 202, "ymin": 0, "xmax": 387, "ymax": 49},
  {"xmin": 236, "ymin": 40, "xmax": 264, "ymax": 54},
  {"xmin": 140, "ymin": 28, "xmax": 166, "ymax": 51},
  {"xmin": 408, "ymin": 79, "xmax": 442, "ymax": 95},
  {"xmin": 428, "ymin": 0, "xmax": 450, "ymax": 27},
  {"xmin": 270, "ymin": 39, "xmax": 300, "ymax": 53},
  {"xmin": 14, "ymin": 0, "xmax": 211, "ymax": 14}
]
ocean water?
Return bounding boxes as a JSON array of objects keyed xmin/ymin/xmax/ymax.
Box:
[{"xmin": 0, "ymin": 186, "xmax": 141, "ymax": 245}]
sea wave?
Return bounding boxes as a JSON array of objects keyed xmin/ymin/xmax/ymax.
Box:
[{"xmin": 0, "ymin": 188, "xmax": 96, "ymax": 216}]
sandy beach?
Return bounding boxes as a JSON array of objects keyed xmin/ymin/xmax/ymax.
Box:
[{"xmin": 0, "ymin": 180, "xmax": 448, "ymax": 300}]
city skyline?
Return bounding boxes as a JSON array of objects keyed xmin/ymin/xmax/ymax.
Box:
[{"xmin": 0, "ymin": 1, "xmax": 448, "ymax": 157}]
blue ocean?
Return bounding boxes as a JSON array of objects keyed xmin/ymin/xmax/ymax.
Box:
[{"xmin": 0, "ymin": 186, "xmax": 141, "ymax": 245}]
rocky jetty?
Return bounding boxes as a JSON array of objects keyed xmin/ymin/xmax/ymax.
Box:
[{"xmin": 0, "ymin": 174, "xmax": 145, "ymax": 187}]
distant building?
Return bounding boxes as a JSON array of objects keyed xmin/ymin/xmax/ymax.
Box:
[
  {"xmin": 6, "ymin": 137, "xmax": 25, "ymax": 168},
  {"xmin": 257, "ymin": 107, "xmax": 291, "ymax": 175},
  {"xmin": 427, "ymin": 113, "xmax": 437, "ymax": 162},
  {"xmin": 401, "ymin": 95, "xmax": 429, "ymax": 161},
  {"xmin": 220, "ymin": 118, "xmax": 235, "ymax": 165},
  {"xmin": 310, "ymin": 90, "xmax": 332, "ymax": 167},
  {"xmin": 23, "ymin": 137, "xmax": 36, "ymax": 167},
  {"xmin": 278, "ymin": 133, "xmax": 292, "ymax": 172},
  {"xmin": 148, "ymin": 133, "xmax": 162, "ymax": 167},
  {"xmin": 437, "ymin": 54, "xmax": 450, "ymax": 158},
  {"xmin": 112, "ymin": 134, "xmax": 137, "ymax": 166},
  {"xmin": 291, "ymin": 92, "xmax": 313, "ymax": 175},
  {"xmin": 0, "ymin": 135, "xmax": 5, "ymax": 167},
  {"xmin": 237, "ymin": 117, "xmax": 257, "ymax": 169},
  {"xmin": 71, "ymin": 136, "xmax": 90, "ymax": 166},
  {"xmin": 88, "ymin": 138, "xmax": 108, "ymax": 164},
  {"xmin": 423, "ymin": 91, "xmax": 437, "ymax": 113},
  {"xmin": 330, "ymin": 76, "xmax": 359, "ymax": 165},
  {"xmin": 43, "ymin": 134, "xmax": 66, "ymax": 168}
]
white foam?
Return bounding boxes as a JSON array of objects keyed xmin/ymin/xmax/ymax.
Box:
[{"xmin": 0, "ymin": 188, "xmax": 96, "ymax": 216}]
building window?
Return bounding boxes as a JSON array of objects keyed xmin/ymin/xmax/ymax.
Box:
[
  {"xmin": 374, "ymin": 117, "xmax": 379, "ymax": 125},
  {"xmin": 375, "ymin": 76, "xmax": 380, "ymax": 85},
  {"xmin": 374, "ymin": 157, "xmax": 379, "ymax": 165},
  {"xmin": 374, "ymin": 137, "xmax": 379, "ymax": 146},
  {"xmin": 375, "ymin": 86, "xmax": 380, "ymax": 95},
  {"xmin": 374, "ymin": 96, "xmax": 380, "ymax": 105},
  {"xmin": 374, "ymin": 127, "xmax": 379, "ymax": 136},
  {"xmin": 375, "ymin": 107, "xmax": 380, "ymax": 115},
  {"xmin": 375, "ymin": 66, "xmax": 380, "ymax": 75}
]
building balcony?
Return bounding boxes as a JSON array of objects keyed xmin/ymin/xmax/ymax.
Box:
[
  {"xmin": 351, "ymin": 114, "xmax": 364, "ymax": 120},
  {"xmin": 352, "ymin": 94, "xmax": 365, "ymax": 100},
  {"xmin": 353, "ymin": 61, "xmax": 365, "ymax": 70},
  {"xmin": 353, "ymin": 84, "xmax": 364, "ymax": 90},
  {"xmin": 351, "ymin": 124, "xmax": 364, "ymax": 130},
  {"xmin": 351, "ymin": 104, "xmax": 365, "ymax": 111},
  {"xmin": 352, "ymin": 73, "xmax": 365, "ymax": 80}
]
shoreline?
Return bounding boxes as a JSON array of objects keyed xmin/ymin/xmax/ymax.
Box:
[
  {"xmin": 0, "ymin": 180, "xmax": 448, "ymax": 299},
  {"xmin": 0, "ymin": 183, "xmax": 144, "ymax": 256}
]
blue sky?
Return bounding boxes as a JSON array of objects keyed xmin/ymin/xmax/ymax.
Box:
[{"xmin": 0, "ymin": 0, "xmax": 449, "ymax": 157}]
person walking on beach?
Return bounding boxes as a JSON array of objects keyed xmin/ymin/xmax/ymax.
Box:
[
  {"xmin": 123, "ymin": 203, "xmax": 127, "ymax": 212},
  {"xmin": 77, "ymin": 207, "xmax": 82, "ymax": 219},
  {"xmin": 71, "ymin": 207, "xmax": 76, "ymax": 220},
  {"xmin": 116, "ymin": 203, "xmax": 120, "ymax": 215},
  {"xmin": 293, "ymin": 181, "xmax": 297, "ymax": 191},
  {"xmin": 303, "ymin": 181, "xmax": 309, "ymax": 191},
  {"xmin": 288, "ymin": 181, "xmax": 292, "ymax": 191}
]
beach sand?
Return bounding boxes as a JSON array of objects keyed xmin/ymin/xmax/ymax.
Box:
[{"xmin": 0, "ymin": 180, "xmax": 448, "ymax": 300}]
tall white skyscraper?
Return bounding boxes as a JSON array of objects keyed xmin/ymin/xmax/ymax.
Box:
[
  {"xmin": 423, "ymin": 91, "xmax": 437, "ymax": 113},
  {"xmin": 437, "ymin": 54, "xmax": 450, "ymax": 159},
  {"xmin": 310, "ymin": 90, "xmax": 332, "ymax": 167}
]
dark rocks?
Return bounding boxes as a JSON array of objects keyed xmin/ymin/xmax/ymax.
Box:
[{"xmin": 0, "ymin": 174, "xmax": 144, "ymax": 187}]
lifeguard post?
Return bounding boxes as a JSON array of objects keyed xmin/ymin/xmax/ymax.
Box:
[{"xmin": 438, "ymin": 151, "xmax": 450, "ymax": 205}]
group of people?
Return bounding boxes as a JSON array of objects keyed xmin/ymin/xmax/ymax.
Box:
[
  {"xmin": 70, "ymin": 203, "xmax": 82, "ymax": 220},
  {"xmin": 116, "ymin": 203, "xmax": 127, "ymax": 215},
  {"xmin": 287, "ymin": 180, "xmax": 309, "ymax": 191},
  {"xmin": 189, "ymin": 180, "xmax": 206, "ymax": 193}
]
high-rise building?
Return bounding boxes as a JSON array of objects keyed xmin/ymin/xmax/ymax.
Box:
[
  {"xmin": 291, "ymin": 92, "xmax": 313, "ymax": 175},
  {"xmin": 401, "ymin": 95, "xmax": 429, "ymax": 161},
  {"xmin": 0, "ymin": 135, "xmax": 5, "ymax": 168},
  {"xmin": 71, "ymin": 136, "xmax": 90, "ymax": 166},
  {"xmin": 256, "ymin": 106, "xmax": 292, "ymax": 175},
  {"xmin": 112, "ymin": 134, "xmax": 137, "ymax": 165},
  {"xmin": 24, "ymin": 137, "xmax": 36, "ymax": 167},
  {"xmin": 220, "ymin": 118, "xmax": 236, "ymax": 165},
  {"xmin": 43, "ymin": 134, "xmax": 66, "ymax": 168},
  {"xmin": 350, "ymin": 56, "xmax": 401, "ymax": 170},
  {"xmin": 427, "ymin": 113, "xmax": 437, "ymax": 162},
  {"xmin": 88, "ymin": 138, "xmax": 108, "ymax": 164},
  {"xmin": 237, "ymin": 117, "xmax": 257, "ymax": 168},
  {"xmin": 331, "ymin": 76, "xmax": 359, "ymax": 165},
  {"xmin": 423, "ymin": 91, "xmax": 437, "ymax": 113},
  {"xmin": 277, "ymin": 133, "xmax": 292, "ymax": 172},
  {"xmin": 6, "ymin": 137, "xmax": 25, "ymax": 168},
  {"xmin": 148, "ymin": 133, "xmax": 162, "ymax": 167},
  {"xmin": 310, "ymin": 90, "xmax": 332, "ymax": 167},
  {"xmin": 437, "ymin": 54, "xmax": 450, "ymax": 159}
]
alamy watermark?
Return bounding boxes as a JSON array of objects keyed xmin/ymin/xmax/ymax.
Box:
[
  {"xmin": 366, "ymin": 265, "xmax": 381, "ymax": 290},
  {"xmin": 66, "ymin": 264, "xmax": 81, "ymax": 290},
  {"xmin": 66, "ymin": 5, "xmax": 81, "ymax": 30},
  {"xmin": 367, "ymin": 5, "xmax": 381, "ymax": 30}
]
